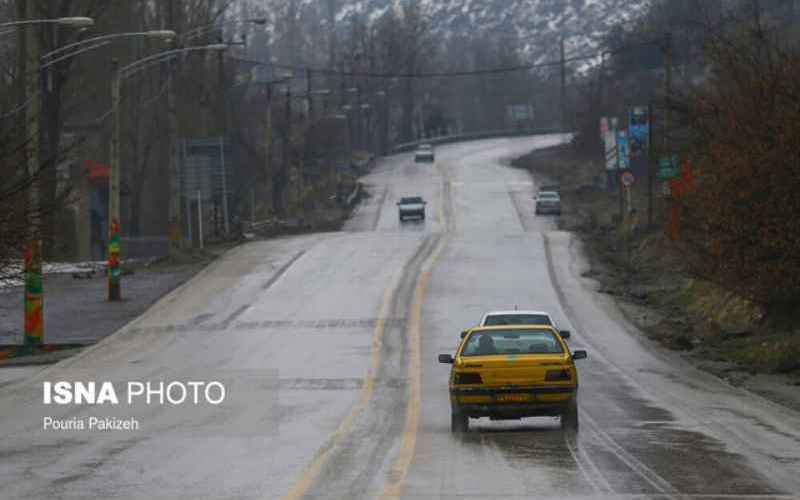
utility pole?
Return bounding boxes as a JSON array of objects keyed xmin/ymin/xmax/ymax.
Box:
[
  {"xmin": 663, "ymin": 32, "xmax": 672, "ymax": 152},
  {"xmin": 166, "ymin": 1, "xmax": 182, "ymax": 254},
  {"xmin": 280, "ymin": 84, "xmax": 291, "ymax": 213},
  {"xmin": 560, "ymin": 36, "xmax": 567, "ymax": 132},
  {"xmin": 355, "ymin": 86, "xmax": 361, "ymax": 149},
  {"xmin": 108, "ymin": 59, "xmax": 122, "ymax": 301},
  {"xmin": 647, "ymin": 102, "xmax": 655, "ymax": 227},
  {"xmin": 264, "ymin": 84, "xmax": 272, "ymax": 185},
  {"xmin": 217, "ymin": 36, "xmax": 229, "ymax": 236},
  {"xmin": 306, "ymin": 68, "xmax": 313, "ymax": 119},
  {"xmin": 657, "ymin": 31, "xmax": 673, "ymax": 230},
  {"xmin": 23, "ymin": 0, "xmax": 43, "ymax": 347}
]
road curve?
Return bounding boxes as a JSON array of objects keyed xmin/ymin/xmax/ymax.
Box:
[{"xmin": 0, "ymin": 136, "xmax": 799, "ymax": 500}]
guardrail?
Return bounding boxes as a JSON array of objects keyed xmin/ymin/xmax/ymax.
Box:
[{"xmin": 391, "ymin": 127, "xmax": 565, "ymax": 153}]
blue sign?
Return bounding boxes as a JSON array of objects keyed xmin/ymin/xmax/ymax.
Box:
[
  {"xmin": 629, "ymin": 106, "xmax": 649, "ymax": 157},
  {"xmin": 617, "ymin": 131, "xmax": 630, "ymax": 170}
]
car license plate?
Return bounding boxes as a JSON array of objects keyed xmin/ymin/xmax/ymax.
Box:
[{"xmin": 496, "ymin": 393, "xmax": 530, "ymax": 403}]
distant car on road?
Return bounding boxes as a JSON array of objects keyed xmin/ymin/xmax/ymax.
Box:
[
  {"xmin": 478, "ymin": 310, "xmax": 570, "ymax": 339},
  {"xmin": 535, "ymin": 191, "xmax": 561, "ymax": 215},
  {"xmin": 439, "ymin": 325, "xmax": 587, "ymax": 432},
  {"xmin": 397, "ymin": 196, "xmax": 427, "ymax": 222},
  {"xmin": 414, "ymin": 144, "xmax": 435, "ymax": 163}
]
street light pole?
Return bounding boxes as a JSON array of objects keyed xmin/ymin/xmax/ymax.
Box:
[
  {"xmin": 306, "ymin": 68, "xmax": 313, "ymax": 119},
  {"xmin": 265, "ymin": 84, "xmax": 272, "ymax": 193},
  {"xmin": 23, "ymin": 0, "xmax": 43, "ymax": 347},
  {"xmin": 108, "ymin": 59, "xmax": 122, "ymax": 301},
  {"xmin": 109, "ymin": 44, "xmax": 228, "ymax": 300}
]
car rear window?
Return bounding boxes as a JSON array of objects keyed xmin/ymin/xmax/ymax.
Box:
[
  {"xmin": 538, "ymin": 192, "xmax": 559, "ymax": 200},
  {"xmin": 483, "ymin": 314, "xmax": 552, "ymax": 326},
  {"xmin": 400, "ymin": 197, "xmax": 423, "ymax": 204},
  {"xmin": 461, "ymin": 330, "xmax": 564, "ymax": 356}
]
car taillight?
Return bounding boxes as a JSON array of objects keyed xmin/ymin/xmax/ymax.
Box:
[
  {"xmin": 544, "ymin": 369, "xmax": 571, "ymax": 381},
  {"xmin": 454, "ymin": 372, "xmax": 483, "ymax": 385}
]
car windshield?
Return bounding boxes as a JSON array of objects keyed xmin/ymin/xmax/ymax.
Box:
[
  {"xmin": 461, "ymin": 330, "xmax": 564, "ymax": 356},
  {"xmin": 400, "ymin": 197, "xmax": 423, "ymax": 204},
  {"xmin": 483, "ymin": 314, "xmax": 552, "ymax": 326}
]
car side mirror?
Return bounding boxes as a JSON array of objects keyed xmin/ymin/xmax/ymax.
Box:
[
  {"xmin": 460, "ymin": 330, "xmax": 469, "ymax": 339},
  {"xmin": 559, "ymin": 330, "xmax": 571, "ymax": 339},
  {"xmin": 438, "ymin": 354, "xmax": 454, "ymax": 364},
  {"xmin": 572, "ymin": 350, "xmax": 587, "ymax": 360}
]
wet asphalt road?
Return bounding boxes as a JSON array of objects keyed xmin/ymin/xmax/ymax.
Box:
[{"xmin": 1, "ymin": 136, "xmax": 800, "ymax": 500}]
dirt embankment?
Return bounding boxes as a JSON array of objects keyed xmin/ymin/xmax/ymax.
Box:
[{"xmin": 513, "ymin": 145, "xmax": 800, "ymax": 411}]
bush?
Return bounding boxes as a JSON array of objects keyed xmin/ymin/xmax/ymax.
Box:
[{"xmin": 676, "ymin": 29, "xmax": 800, "ymax": 315}]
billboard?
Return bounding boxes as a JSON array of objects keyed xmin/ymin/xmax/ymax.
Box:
[
  {"xmin": 602, "ymin": 116, "xmax": 617, "ymax": 171},
  {"xmin": 507, "ymin": 104, "xmax": 533, "ymax": 121},
  {"xmin": 617, "ymin": 130, "xmax": 630, "ymax": 170},
  {"xmin": 604, "ymin": 130, "xmax": 617, "ymax": 170},
  {"xmin": 180, "ymin": 137, "xmax": 232, "ymax": 202},
  {"xmin": 628, "ymin": 106, "xmax": 649, "ymax": 157}
]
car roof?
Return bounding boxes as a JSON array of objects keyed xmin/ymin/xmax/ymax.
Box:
[
  {"xmin": 468, "ymin": 325, "xmax": 558, "ymax": 333},
  {"xmin": 482, "ymin": 310, "xmax": 552, "ymax": 317}
]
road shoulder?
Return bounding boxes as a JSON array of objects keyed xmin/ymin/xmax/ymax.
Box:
[{"xmin": 514, "ymin": 145, "xmax": 800, "ymax": 414}]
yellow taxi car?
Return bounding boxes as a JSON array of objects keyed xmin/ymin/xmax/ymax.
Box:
[{"xmin": 438, "ymin": 325, "xmax": 586, "ymax": 432}]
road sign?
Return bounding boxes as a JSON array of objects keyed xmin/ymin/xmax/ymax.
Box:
[
  {"xmin": 507, "ymin": 104, "xmax": 533, "ymax": 121},
  {"xmin": 658, "ymin": 155, "xmax": 679, "ymax": 180},
  {"xmin": 621, "ymin": 170, "xmax": 635, "ymax": 187},
  {"xmin": 617, "ymin": 130, "xmax": 630, "ymax": 170},
  {"xmin": 629, "ymin": 106, "xmax": 649, "ymax": 158},
  {"xmin": 604, "ymin": 130, "xmax": 617, "ymax": 170}
]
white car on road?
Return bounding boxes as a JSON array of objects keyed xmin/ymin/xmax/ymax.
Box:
[{"xmin": 477, "ymin": 310, "xmax": 570, "ymax": 339}]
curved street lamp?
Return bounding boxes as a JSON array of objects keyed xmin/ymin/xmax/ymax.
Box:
[
  {"xmin": 0, "ymin": 16, "xmax": 93, "ymax": 29},
  {"xmin": 0, "ymin": 16, "xmax": 93, "ymax": 38},
  {"xmin": 12, "ymin": 15, "xmax": 93, "ymax": 348},
  {"xmin": 41, "ymin": 30, "xmax": 175, "ymax": 67},
  {"xmin": 180, "ymin": 18, "xmax": 267, "ymax": 43},
  {"xmin": 107, "ymin": 44, "xmax": 229, "ymax": 300}
]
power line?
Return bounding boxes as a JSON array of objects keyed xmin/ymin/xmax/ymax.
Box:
[{"xmin": 229, "ymin": 51, "xmax": 610, "ymax": 80}]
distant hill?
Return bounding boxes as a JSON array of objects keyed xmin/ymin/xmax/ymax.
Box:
[{"xmin": 332, "ymin": 0, "xmax": 650, "ymax": 60}]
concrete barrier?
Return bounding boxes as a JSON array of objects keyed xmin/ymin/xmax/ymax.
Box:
[{"xmin": 391, "ymin": 128, "xmax": 565, "ymax": 153}]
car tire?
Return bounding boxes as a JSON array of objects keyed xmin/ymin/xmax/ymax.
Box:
[
  {"xmin": 421, "ymin": 213, "xmax": 426, "ymax": 221},
  {"xmin": 451, "ymin": 410, "xmax": 469, "ymax": 433},
  {"xmin": 399, "ymin": 215, "xmax": 404, "ymax": 222},
  {"xmin": 561, "ymin": 399, "xmax": 579, "ymax": 432}
]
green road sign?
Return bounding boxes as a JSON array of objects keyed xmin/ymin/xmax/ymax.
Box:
[{"xmin": 658, "ymin": 155, "xmax": 679, "ymax": 180}]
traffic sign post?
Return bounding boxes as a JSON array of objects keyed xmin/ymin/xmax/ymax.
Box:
[
  {"xmin": 621, "ymin": 170, "xmax": 635, "ymax": 214},
  {"xmin": 621, "ymin": 170, "xmax": 635, "ymax": 187}
]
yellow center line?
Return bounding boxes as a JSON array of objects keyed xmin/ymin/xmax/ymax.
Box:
[
  {"xmin": 382, "ymin": 173, "xmax": 451, "ymax": 500},
  {"xmin": 281, "ymin": 268, "xmax": 401, "ymax": 500}
]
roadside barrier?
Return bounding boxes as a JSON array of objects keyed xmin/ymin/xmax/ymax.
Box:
[{"xmin": 391, "ymin": 128, "xmax": 565, "ymax": 153}]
